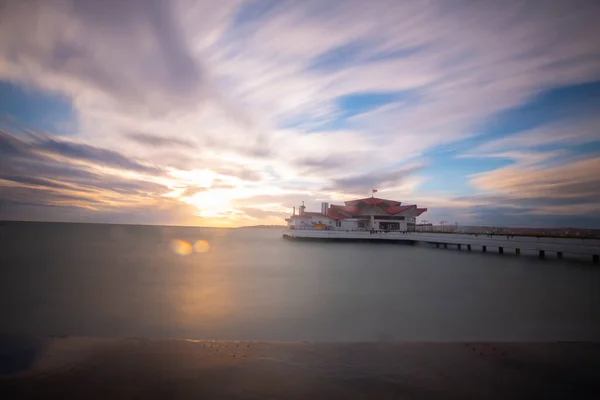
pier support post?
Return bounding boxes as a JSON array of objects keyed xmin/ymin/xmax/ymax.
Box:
[
  {"xmin": 482, "ymin": 246, "xmax": 486, "ymax": 253},
  {"xmin": 593, "ymin": 254, "xmax": 599, "ymax": 264},
  {"xmin": 436, "ymin": 243, "xmax": 439, "ymax": 248},
  {"xmin": 516, "ymin": 248, "xmax": 520, "ymax": 255},
  {"xmin": 539, "ymin": 250, "xmax": 545, "ymax": 259},
  {"xmin": 457, "ymin": 244, "xmax": 461, "ymax": 250},
  {"xmin": 444, "ymin": 243, "xmax": 447, "ymax": 249},
  {"xmin": 557, "ymin": 252, "xmax": 563, "ymax": 259},
  {"xmin": 499, "ymin": 247, "xmax": 504, "ymax": 254},
  {"xmin": 467, "ymin": 244, "xmax": 471, "ymax": 251}
]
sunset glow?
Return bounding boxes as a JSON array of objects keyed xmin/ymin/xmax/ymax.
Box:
[{"xmin": 1, "ymin": 1, "xmax": 599, "ymax": 228}]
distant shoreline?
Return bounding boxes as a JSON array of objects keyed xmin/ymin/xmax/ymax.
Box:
[
  {"xmin": 0, "ymin": 220, "xmax": 286, "ymax": 229},
  {"xmin": 0, "ymin": 220, "xmax": 598, "ymax": 238}
]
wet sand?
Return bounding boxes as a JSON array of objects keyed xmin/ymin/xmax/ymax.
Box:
[{"xmin": 1, "ymin": 336, "xmax": 599, "ymax": 399}]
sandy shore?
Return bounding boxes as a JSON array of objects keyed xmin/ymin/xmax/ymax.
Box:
[{"xmin": 1, "ymin": 336, "xmax": 599, "ymax": 399}]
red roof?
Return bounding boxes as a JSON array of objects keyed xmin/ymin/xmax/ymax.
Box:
[
  {"xmin": 344, "ymin": 197, "xmax": 401, "ymax": 207},
  {"xmin": 330, "ymin": 204, "xmax": 359, "ymax": 215},
  {"xmin": 291, "ymin": 198, "xmax": 427, "ymax": 220},
  {"xmin": 386, "ymin": 205, "xmax": 416, "ymax": 215},
  {"xmin": 330, "ymin": 199, "xmax": 427, "ymax": 217}
]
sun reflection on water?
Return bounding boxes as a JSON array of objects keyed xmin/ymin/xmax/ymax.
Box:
[
  {"xmin": 193, "ymin": 240, "xmax": 210, "ymax": 253},
  {"xmin": 170, "ymin": 239, "xmax": 193, "ymax": 256},
  {"xmin": 169, "ymin": 239, "xmax": 212, "ymax": 255}
]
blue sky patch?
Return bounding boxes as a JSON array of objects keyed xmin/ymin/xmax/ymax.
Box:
[
  {"xmin": 418, "ymin": 150, "xmax": 511, "ymax": 195},
  {"xmin": 472, "ymin": 80, "xmax": 600, "ymax": 144},
  {"xmin": 337, "ymin": 91, "xmax": 417, "ymax": 119},
  {"xmin": 0, "ymin": 81, "xmax": 77, "ymax": 135}
]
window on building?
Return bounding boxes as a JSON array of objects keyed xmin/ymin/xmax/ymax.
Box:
[{"xmin": 379, "ymin": 222, "xmax": 400, "ymax": 230}]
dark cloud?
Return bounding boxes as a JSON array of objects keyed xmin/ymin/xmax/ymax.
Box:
[
  {"xmin": 0, "ymin": 185, "xmax": 101, "ymax": 207},
  {"xmin": 0, "ymin": 129, "xmax": 170, "ymax": 217},
  {"xmin": 125, "ymin": 131, "xmax": 194, "ymax": 148},
  {"xmin": 294, "ymin": 153, "xmax": 362, "ymax": 175},
  {"xmin": 0, "ymin": 130, "xmax": 32, "ymax": 158},
  {"xmin": 457, "ymin": 157, "xmax": 600, "ymax": 217},
  {"xmin": 297, "ymin": 155, "xmax": 351, "ymax": 169},
  {"xmin": 460, "ymin": 205, "xmax": 600, "ymax": 229},
  {"xmin": 37, "ymin": 137, "xmax": 162, "ymax": 175},
  {"xmin": 3, "ymin": 129, "xmax": 164, "ymax": 176},
  {"xmin": 0, "ymin": 194, "xmax": 200, "ymax": 226},
  {"xmin": 455, "ymin": 191, "xmax": 600, "ymax": 209},
  {"xmin": 0, "ymin": 174, "xmax": 79, "ymax": 191},
  {"xmin": 325, "ymin": 164, "xmax": 423, "ymax": 191}
]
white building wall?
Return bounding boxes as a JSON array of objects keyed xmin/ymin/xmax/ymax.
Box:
[{"xmin": 340, "ymin": 219, "xmax": 359, "ymax": 230}]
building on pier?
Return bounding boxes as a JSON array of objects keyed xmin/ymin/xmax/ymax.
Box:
[{"xmin": 286, "ymin": 197, "xmax": 427, "ymax": 232}]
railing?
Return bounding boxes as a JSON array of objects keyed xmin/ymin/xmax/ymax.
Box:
[{"xmin": 282, "ymin": 229, "xmax": 600, "ymax": 262}]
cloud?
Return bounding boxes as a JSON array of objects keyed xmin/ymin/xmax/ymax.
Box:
[
  {"xmin": 464, "ymin": 156, "xmax": 600, "ymax": 216},
  {"xmin": 0, "ymin": 174, "xmax": 81, "ymax": 191},
  {"xmin": 213, "ymin": 167, "xmax": 263, "ymax": 182},
  {"xmin": 0, "ymin": 0, "xmax": 212, "ymax": 112},
  {"xmin": 38, "ymin": 136, "xmax": 163, "ymax": 174},
  {"xmin": 0, "ymin": 192, "xmax": 201, "ymax": 226},
  {"xmin": 1, "ymin": 129, "xmax": 162, "ymax": 175},
  {"xmin": 125, "ymin": 131, "xmax": 195, "ymax": 148},
  {"xmin": 2, "ymin": 0, "xmax": 600, "ymax": 226},
  {"xmin": 240, "ymin": 207, "xmax": 288, "ymax": 220},
  {"xmin": 325, "ymin": 163, "xmax": 425, "ymax": 192},
  {"xmin": 180, "ymin": 186, "xmax": 208, "ymax": 197},
  {"xmin": 468, "ymin": 116, "xmax": 600, "ymax": 155},
  {"xmin": 1, "ymin": 129, "xmax": 172, "ymax": 216}
]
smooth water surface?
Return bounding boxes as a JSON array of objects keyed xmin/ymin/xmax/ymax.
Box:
[{"xmin": 1, "ymin": 222, "xmax": 599, "ymax": 341}]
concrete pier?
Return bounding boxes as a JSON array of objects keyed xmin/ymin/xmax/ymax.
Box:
[{"xmin": 282, "ymin": 230, "xmax": 600, "ymax": 262}]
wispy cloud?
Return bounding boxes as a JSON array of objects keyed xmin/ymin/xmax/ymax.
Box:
[
  {"xmin": 325, "ymin": 163, "xmax": 425, "ymax": 193},
  {"xmin": 1, "ymin": 0, "xmax": 600, "ymax": 226}
]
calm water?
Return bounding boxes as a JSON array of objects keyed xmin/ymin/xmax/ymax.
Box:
[{"xmin": 1, "ymin": 221, "xmax": 599, "ymax": 341}]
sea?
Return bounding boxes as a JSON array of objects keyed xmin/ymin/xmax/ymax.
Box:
[{"xmin": 1, "ymin": 221, "xmax": 599, "ymax": 342}]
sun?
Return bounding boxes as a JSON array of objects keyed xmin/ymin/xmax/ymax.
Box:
[{"xmin": 179, "ymin": 188, "xmax": 245, "ymax": 222}]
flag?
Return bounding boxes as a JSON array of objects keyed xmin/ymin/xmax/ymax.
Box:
[{"xmin": 372, "ymin": 189, "xmax": 378, "ymax": 193}]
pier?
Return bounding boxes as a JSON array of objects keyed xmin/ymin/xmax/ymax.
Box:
[{"xmin": 282, "ymin": 230, "xmax": 600, "ymax": 263}]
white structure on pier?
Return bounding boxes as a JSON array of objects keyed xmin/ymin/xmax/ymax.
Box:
[{"xmin": 286, "ymin": 197, "xmax": 427, "ymax": 232}]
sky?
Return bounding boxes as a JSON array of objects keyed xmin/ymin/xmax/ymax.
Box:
[{"xmin": 1, "ymin": 0, "xmax": 600, "ymax": 228}]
